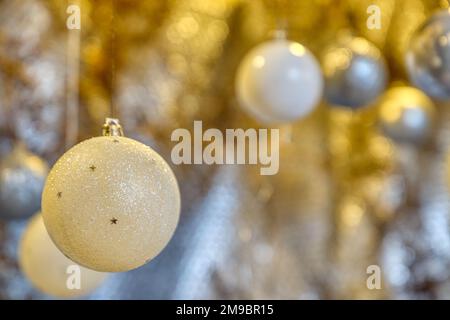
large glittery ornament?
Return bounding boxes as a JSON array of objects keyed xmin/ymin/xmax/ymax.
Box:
[
  {"xmin": 378, "ymin": 86, "xmax": 435, "ymax": 144},
  {"xmin": 322, "ymin": 34, "xmax": 388, "ymax": 108},
  {"xmin": 0, "ymin": 143, "xmax": 48, "ymax": 220},
  {"xmin": 42, "ymin": 122, "xmax": 180, "ymax": 272},
  {"xmin": 406, "ymin": 10, "xmax": 450, "ymax": 99},
  {"xmin": 20, "ymin": 213, "xmax": 107, "ymax": 298},
  {"xmin": 235, "ymin": 39, "xmax": 323, "ymax": 124}
]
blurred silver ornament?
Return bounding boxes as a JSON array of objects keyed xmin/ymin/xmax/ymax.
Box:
[
  {"xmin": 0, "ymin": 143, "xmax": 48, "ymax": 220},
  {"xmin": 406, "ymin": 10, "xmax": 450, "ymax": 99},
  {"xmin": 0, "ymin": 0, "xmax": 64, "ymax": 156},
  {"xmin": 378, "ymin": 86, "xmax": 435, "ymax": 145},
  {"xmin": 0, "ymin": 0, "xmax": 50, "ymax": 57},
  {"xmin": 12, "ymin": 41, "xmax": 65, "ymax": 156},
  {"xmin": 322, "ymin": 34, "xmax": 388, "ymax": 108}
]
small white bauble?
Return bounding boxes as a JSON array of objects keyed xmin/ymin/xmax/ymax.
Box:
[
  {"xmin": 42, "ymin": 136, "xmax": 180, "ymax": 272},
  {"xmin": 236, "ymin": 39, "xmax": 323, "ymax": 124},
  {"xmin": 20, "ymin": 213, "xmax": 107, "ymax": 298},
  {"xmin": 378, "ymin": 86, "xmax": 435, "ymax": 144}
]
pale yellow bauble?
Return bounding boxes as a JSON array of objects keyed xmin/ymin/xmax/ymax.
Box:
[
  {"xmin": 42, "ymin": 136, "xmax": 181, "ymax": 272},
  {"xmin": 19, "ymin": 213, "xmax": 107, "ymax": 298}
]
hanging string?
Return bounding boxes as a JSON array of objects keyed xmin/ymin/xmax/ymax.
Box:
[
  {"xmin": 65, "ymin": 0, "xmax": 81, "ymax": 150},
  {"xmin": 101, "ymin": 0, "xmax": 124, "ymax": 136},
  {"xmin": 273, "ymin": 0, "xmax": 288, "ymax": 39},
  {"xmin": 109, "ymin": 0, "xmax": 117, "ymax": 118}
]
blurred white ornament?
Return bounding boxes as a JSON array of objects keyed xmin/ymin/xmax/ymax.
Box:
[
  {"xmin": 20, "ymin": 213, "xmax": 107, "ymax": 298},
  {"xmin": 323, "ymin": 34, "xmax": 388, "ymax": 108},
  {"xmin": 406, "ymin": 10, "xmax": 450, "ymax": 99},
  {"xmin": 42, "ymin": 121, "xmax": 180, "ymax": 272},
  {"xmin": 0, "ymin": 143, "xmax": 48, "ymax": 220},
  {"xmin": 236, "ymin": 39, "xmax": 323, "ymax": 124},
  {"xmin": 378, "ymin": 86, "xmax": 435, "ymax": 144}
]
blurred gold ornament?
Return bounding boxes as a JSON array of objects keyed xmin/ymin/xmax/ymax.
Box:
[
  {"xmin": 42, "ymin": 120, "xmax": 180, "ymax": 272},
  {"xmin": 235, "ymin": 38, "xmax": 323, "ymax": 124},
  {"xmin": 378, "ymin": 86, "xmax": 435, "ymax": 144},
  {"xmin": 20, "ymin": 213, "xmax": 107, "ymax": 298}
]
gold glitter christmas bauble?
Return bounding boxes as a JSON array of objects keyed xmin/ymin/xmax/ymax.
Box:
[
  {"xmin": 20, "ymin": 213, "xmax": 107, "ymax": 298},
  {"xmin": 42, "ymin": 136, "xmax": 181, "ymax": 272}
]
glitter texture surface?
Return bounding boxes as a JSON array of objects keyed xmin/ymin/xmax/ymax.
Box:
[
  {"xmin": 42, "ymin": 136, "xmax": 180, "ymax": 272},
  {"xmin": 19, "ymin": 213, "xmax": 107, "ymax": 298}
]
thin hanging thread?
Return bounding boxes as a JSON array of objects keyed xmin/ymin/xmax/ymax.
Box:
[
  {"xmin": 109, "ymin": 0, "xmax": 117, "ymax": 118},
  {"xmin": 65, "ymin": 0, "xmax": 81, "ymax": 150},
  {"xmin": 274, "ymin": 0, "xmax": 288, "ymax": 37}
]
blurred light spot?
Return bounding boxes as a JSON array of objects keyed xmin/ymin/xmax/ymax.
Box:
[
  {"xmin": 289, "ymin": 43, "xmax": 305, "ymax": 56},
  {"xmin": 342, "ymin": 200, "xmax": 364, "ymax": 227},
  {"xmin": 323, "ymin": 48, "xmax": 352, "ymax": 75},
  {"xmin": 177, "ymin": 15, "xmax": 199, "ymax": 39},
  {"xmin": 253, "ymin": 55, "xmax": 265, "ymax": 68},
  {"xmin": 352, "ymin": 37, "xmax": 371, "ymax": 56}
]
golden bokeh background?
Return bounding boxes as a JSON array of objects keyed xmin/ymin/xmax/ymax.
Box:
[{"xmin": 1, "ymin": 0, "xmax": 450, "ymax": 299}]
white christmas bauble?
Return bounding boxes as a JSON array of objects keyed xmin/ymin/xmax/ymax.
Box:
[
  {"xmin": 42, "ymin": 136, "xmax": 180, "ymax": 272},
  {"xmin": 378, "ymin": 86, "xmax": 435, "ymax": 144},
  {"xmin": 236, "ymin": 39, "xmax": 323, "ymax": 124},
  {"xmin": 20, "ymin": 213, "xmax": 107, "ymax": 298}
]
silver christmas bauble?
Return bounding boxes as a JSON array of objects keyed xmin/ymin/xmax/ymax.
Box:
[
  {"xmin": 42, "ymin": 136, "xmax": 180, "ymax": 272},
  {"xmin": 378, "ymin": 86, "xmax": 435, "ymax": 144},
  {"xmin": 0, "ymin": 143, "xmax": 48, "ymax": 220},
  {"xmin": 236, "ymin": 39, "xmax": 323, "ymax": 124},
  {"xmin": 20, "ymin": 213, "xmax": 108, "ymax": 298},
  {"xmin": 322, "ymin": 35, "xmax": 388, "ymax": 108},
  {"xmin": 406, "ymin": 10, "xmax": 450, "ymax": 99}
]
